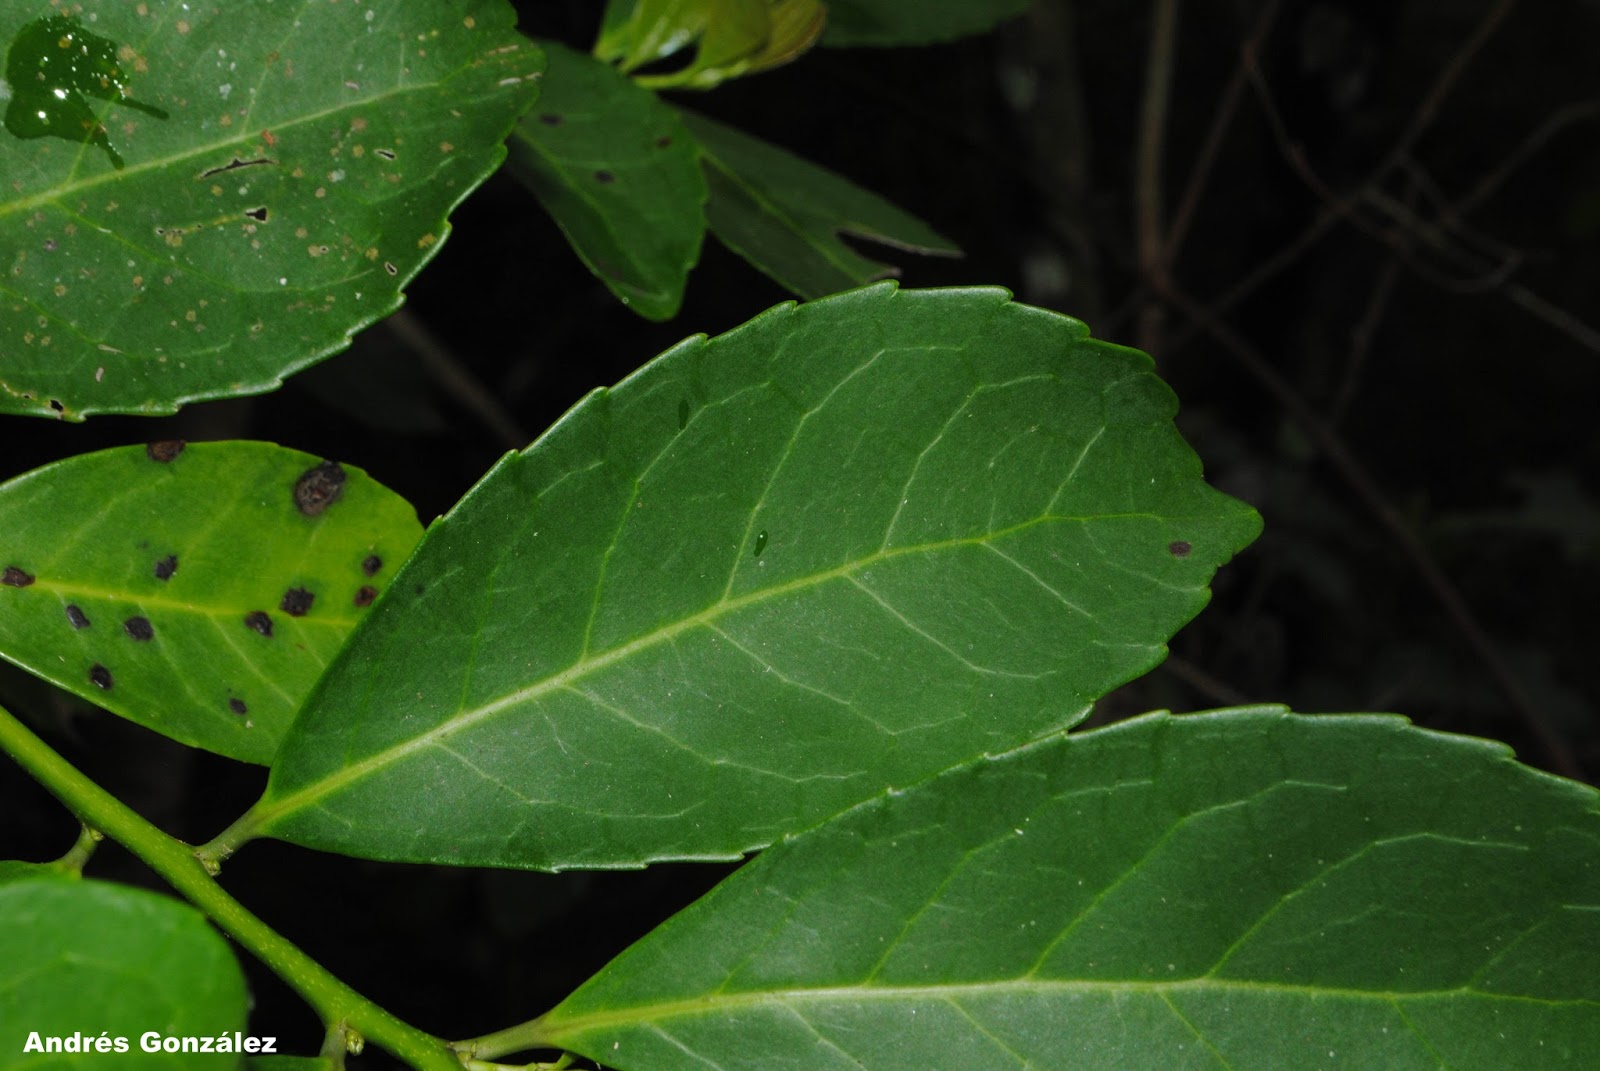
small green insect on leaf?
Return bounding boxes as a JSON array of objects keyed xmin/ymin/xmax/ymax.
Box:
[
  {"xmin": 2, "ymin": 14, "xmax": 169, "ymax": 169},
  {"xmin": 254, "ymin": 285, "xmax": 1261, "ymax": 870},
  {"xmin": 0, "ymin": 0, "xmax": 543, "ymax": 420}
]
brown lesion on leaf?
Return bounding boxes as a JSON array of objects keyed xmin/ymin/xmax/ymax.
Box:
[
  {"xmin": 2, "ymin": 566, "xmax": 35, "ymax": 587},
  {"xmin": 280, "ymin": 586, "xmax": 315, "ymax": 616},
  {"xmin": 293, "ymin": 461, "xmax": 346, "ymax": 517}
]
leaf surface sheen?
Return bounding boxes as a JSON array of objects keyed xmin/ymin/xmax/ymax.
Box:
[
  {"xmin": 259, "ymin": 285, "xmax": 1259, "ymax": 869},
  {"xmin": 538, "ymin": 708, "xmax": 1600, "ymax": 1071},
  {"xmin": 0, "ymin": 443, "xmax": 422, "ymax": 763},
  {"xmin": 509, "ymin": 41, "xmax": 706, "ymax": 320},
  {"xmin": 0, "ymin": 877, "xmax": 248, "ymax": 1069},
  {"xmin": 0, "ymin": 0, "xmax": 541, "ymax": 419}
]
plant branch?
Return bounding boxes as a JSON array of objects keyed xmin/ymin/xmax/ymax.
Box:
[
  {"xmin": 387, "ymin": 307, "xmax": 530, "ymax": 451},
  {"xmin": 455, "ymin": 1016, "xmax": 563, "ymax": 1065},
  {"xmin": 0, "ymin": 703, "xmax": 464, "ymax": 1071},
  {"xmin": 1154, "ymin": 286, "xmax": 1584, "ymax": 782},
  {"xmin": 1134, "ymin": 0, "xmax": 1181, "ymax": 356},
  {"xmin": 1161, "ymin": 0, "xmax": 1283, "ymax": 267}
]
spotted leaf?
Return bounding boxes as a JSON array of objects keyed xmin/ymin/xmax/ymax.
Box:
[
  {"xmin": 0, "ymin": 442, "xmax": 422, "ymax": 763},
  {"xmin": 0, "ymin": 0, "xmax": 542, "ymax": 419}
]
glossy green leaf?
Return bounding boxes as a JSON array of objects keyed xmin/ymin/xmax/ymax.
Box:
[
  {"xmin": 0, "ymin": 1, "xmax": 541, "ymax": 420},
  {"xmin": 0, "ymin": 877, "xmax": 248, "ymax": 1069},
  {"xmin": 680, "ymin": 109, "xmax": 960, "ymax": 299},
  {"xmin": 509, "ymin": 42, "xmax": 705, "ymax": 320},
  {"xmin": 0, "ymin": 442, "xmax": 422, "ymax": 764},
  {"xmin": 251, "ymin": 284, "xmax": 1259, "ymax": 870},
  {"xmin": 595, "ymin": 0, "xmax": 825, "ymax": 88},
  {"xmin": 537, "ymin": 708, "xmax": 1600, "ymax": 1071},
  {"xmin": 821, "ymin": 0, "xmax": 1031, "ymax": 46}
]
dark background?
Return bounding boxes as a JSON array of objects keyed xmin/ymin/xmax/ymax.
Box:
[{"xmin": 3, "ymin": 1, "xmax": 1597, "ymax": 1064}]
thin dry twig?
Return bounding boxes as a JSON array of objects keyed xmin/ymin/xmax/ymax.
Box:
[
  {"xmin": 1134, "ymin": 0, "xmax": 1182, "ymax": 356},
  {"xmin": 1160, "ymin": 283, "xmax": 1585, "ymax": 782},
  {"xmin": 1162, "ymin": 0, "xmax": 1284, "ymax": 267},
  {"xmin": 386, "ymin": 308, "xmax": 529, "ymax": 451}
]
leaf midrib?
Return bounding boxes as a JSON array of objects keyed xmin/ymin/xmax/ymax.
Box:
[
  {"xmin": 255, "ymin": 509, "xmax": 1169, "ymax": 829},
  {"xmin": 540, "ymin": 974, "xmax": 1589, "ymax": 1041},
  {"xmin": 0, "ymin": 44, "xmax": 521, "ymax": 223}
]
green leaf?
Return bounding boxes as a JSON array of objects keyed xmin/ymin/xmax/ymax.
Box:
[
  {"xmin": 0, "ymin": 442, "xmax": 422, "ymax": 764},
  {"xmin": 0, "ymin": 859, "xmax": 60, "ymax": 884},
  {"xmin": 537, "ymin": 708, "xmax": 1600, "ymax": 1071},
  {"xmin": 0, "ymin": 877, "xmax": 248, "ymax": 1069},
  {"xmin": 680, "ymin": 109, "xmax": 960, "ymax": 299},
  {"xmin": 594, "ymin": 0, "xmax": 825, "ymax": 88},
  {"xmin": 821, "ymin": 0, "xmax": 1031, "ymax": 46},
  {"xmin": 0, "ymin": 1, "xmax": 542, "ymax": 420},
  {"xmin": 251, "ymin": 285, "xmax": 1259, "ymax": 869},
  {"xmin": 509, "ymin": 42, "xmax": 706, "ymax": 320}
]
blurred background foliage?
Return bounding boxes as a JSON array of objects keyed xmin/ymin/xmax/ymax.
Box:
[{"xmin": 3, "ymin": 0, "xmax": 1597, "ymax": 1064}]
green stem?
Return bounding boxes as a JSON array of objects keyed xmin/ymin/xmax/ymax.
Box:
[
  {"xmin": 0, "ymin": 703, "xmax": 461, "ymax": 1071},
  {"xmin": 454, "ymin": 1017, "xmax": 561, "ymax": 1064},
  {"xmin": 56, "ymin": 823, "xmax": 103, "ymax": 873}
]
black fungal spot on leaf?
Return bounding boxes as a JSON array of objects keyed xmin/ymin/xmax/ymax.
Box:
[
  {"xmin": 2, "ymin": 566, "xmax": 35, "ymax": 587},
  {"xmin": 354, "ymin": 585, "xmax": 378, "ymax": 608},
  {"xmin": 655, "ymin": 134, "xmax": 673, "ymax": 148},
  {"xmin": 374, "ymin": 148, "xmax": 396, "ymax": 160},
  {"xmin": 146, "ymin": 440, "xmax": 186, "ymax": 462},
  {"xmin": 593, "ymin": 169, "xmax": 615, "ymax": 184},
  {"xmin": 280, "ymin": 587, "xmax": 315, "ymax": 616},
  {"xmin": 65, "ymin": 604, "xmax": 90, "ymax": 629},
  {"xmin": 244, "ymin": 611, "xmax": 274, "ymax": 637},
  {"xmin": 228, "ymin": 697, "xmax": 248, "ymax": 715},
  {"xmin": 154, "ymin": 554, "xmax": 178, "ymax": 580},
  {"xmin": 538, "ymin": 112, "xmax": 562, "ymax": 125},
  {"xmin": 384, "ymin": 261, "xmax": 398, "ymax": 275},
  {"xmin": 89, "ymin": 664, "xmax": 112, "ymax": 690},
  {"xmin": 293, "ymin": 461, "xmax": 346, "ymax": 517},
  {"xmin": 1168, "ymin": 540, "xmax": 1193, "ymax": 558},
  {"xmin": 123, "ymin": 616, "xmax": 154, "ymax": 641},
  {"xmin": 48, "ymin": 398, "xmax": 64, "ymax": 414},
  {"xmin": 243, "ymin": 206, "xmax": 268, "ymax": 222},
  {"xmin": 361, "ymin": 554, "xmax": 382, "ymax": 576}
]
